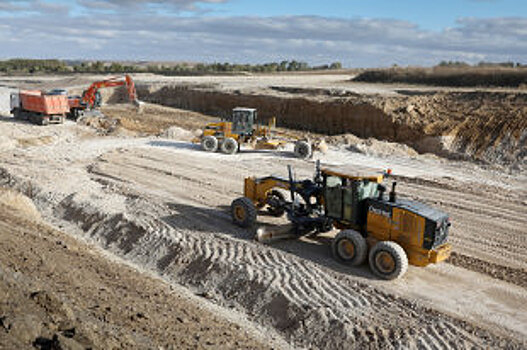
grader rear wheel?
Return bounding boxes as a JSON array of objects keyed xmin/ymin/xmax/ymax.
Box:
[
  {"xmin": 221, "ymin": 137, "xmax": 238, "ymax": 154},
  {"xmin": 294, "ymin": 140, "xmax": 312, "ymax": 159},
  {"xmin": 231, "ymin": 197, "xmax": 257, "ymax": 228}
]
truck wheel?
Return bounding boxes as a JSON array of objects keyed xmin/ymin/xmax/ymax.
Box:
[
  {"xmin": 294, "ymin": 140, "xmax": 312, "ymax": 159},
  {"xmin": 231, "ymin": 197, "xmax": 257, "ymax": 228},
  {"xmin": 201, "ymin": 135, "xmax": 218, "ymax": 152},
  {"xmin": 332, "ymin": 230, "xmax": 367, "ymax": 266},
  {"xmin": 266, "ymin": 190, "xmax": 286, "ymax": 217},
  {"xmin": 12, "ymin": 109, "xmax": 22, "ymax": 120},
  {"xmin": 221, "ymin": 137, "xmax": 238, "ymax": 155},
  {"xmin": 40, "ymin": 117, "xmax": 49, "ymax": 126},
  {"xmin": 369, "ymin": 241, "xmax": 408, "ymax": 280}
]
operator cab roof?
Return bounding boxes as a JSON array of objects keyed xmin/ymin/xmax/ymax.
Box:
[
  {"xmin": 233, "ymin": 107, "xmax": 257, "ymax": 112},
  {"xmin": 321, "ymin": 165, "xmax": 384, "ymax": 183}
]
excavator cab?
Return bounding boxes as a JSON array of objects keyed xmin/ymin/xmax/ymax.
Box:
[{"xmin": 231, "ymin": 107, "xmax": 256, "ymax": 135}]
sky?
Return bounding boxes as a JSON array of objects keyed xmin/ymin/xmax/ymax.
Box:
[{"xmin": 0, "ymin": 0, "xmax": 525, "ymax": 67}]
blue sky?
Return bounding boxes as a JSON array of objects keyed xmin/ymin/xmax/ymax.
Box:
[
  {"xmin": 201, "ymin": 0, "xmax": 524, "ymax": 31},
  {"xmin": 0, "ymin": 0, "xmax": 525, "ymax": 67}
]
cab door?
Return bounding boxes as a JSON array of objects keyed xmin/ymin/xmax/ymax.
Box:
[{"xmin": 324, "ymin": 176, "xmax": 342, "ymax": 218}]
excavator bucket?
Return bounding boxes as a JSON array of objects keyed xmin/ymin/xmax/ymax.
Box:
[{"xmin": 132, "ymin": 99, "xmax": 144, "ymax": 110}]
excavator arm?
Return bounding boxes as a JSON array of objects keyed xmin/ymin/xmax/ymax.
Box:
[{"xmin": 81, "ymin": 74, "xmax": 139, "ymax": 109}]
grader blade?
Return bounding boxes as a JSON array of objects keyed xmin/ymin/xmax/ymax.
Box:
[{"xmin": 256, "ymin": 224, "xmax": 296, "ymax": 243}]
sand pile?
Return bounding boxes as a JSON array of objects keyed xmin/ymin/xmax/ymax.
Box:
[
  {"xmin": 0, "ymin": 136, "xmax": 15, "ymax": 150},
  {"xmin": 0, "ymin": 188, "xmax": 41, "ymax": 222},
  {"xmin": 160, "ymin": 126, "xmax": 196, "ymax": 141},
  {"xmin": 77, "ymin": 114, "xmax": 117, "ymax": 134},
  {"xmin": 329, "ymin": 134, "xmax": 419, "ymax": 157}
]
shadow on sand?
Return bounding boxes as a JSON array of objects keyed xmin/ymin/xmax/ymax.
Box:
[{"xmin": 161, "ymin": 201, "xmax": 378, "ymax": 280}]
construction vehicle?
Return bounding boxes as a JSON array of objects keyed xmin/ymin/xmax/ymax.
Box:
[
  {"xmin": 10, "ymin": 89, "xmax": 69, "ymax": 125},
  {"xmin": 194, "ymin": 107, "xmax": 326, "ymax": 158},
  {"xmin": 230, "ymin": 163, "xmax": 451, "ymax": 279},
  {"xmin": 68, "ymin": 74, "xmax": 141, "ymax": 120}
]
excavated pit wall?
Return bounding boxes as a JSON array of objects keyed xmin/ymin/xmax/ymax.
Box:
[
  {"xmin": 112, "ymin": 84, "xmax": 526, "ymax": 169},
  {"xmin": 133, "ymin": 85, "xmax": 412, "ymax": 140}
]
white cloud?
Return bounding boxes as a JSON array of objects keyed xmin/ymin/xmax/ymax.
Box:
[{"xmin": 0, "ymin": 4, "xmax": 525, "ymax": 66}]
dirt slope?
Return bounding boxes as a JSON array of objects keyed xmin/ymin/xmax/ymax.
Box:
[{"xmin": 0, "ymin": 191, "xmax": 274, "ymax": 349}]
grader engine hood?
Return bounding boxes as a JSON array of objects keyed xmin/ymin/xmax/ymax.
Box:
[{"xmin": 367, "ymin": 198, "xmax": 451, "ymax": 250}]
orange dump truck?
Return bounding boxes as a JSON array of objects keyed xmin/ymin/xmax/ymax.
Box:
[{"xmin": 10, "ymin": 90, "xmax": 69, "ymax": 125}]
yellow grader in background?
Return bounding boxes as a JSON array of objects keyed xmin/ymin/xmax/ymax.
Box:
[
  {"xmin": 230, "ymin": 163, "xmax": 452, "ymax": 280},
  {"xmin": 194, "ymin": 107, "xmax": 326, "ymax": 158}
]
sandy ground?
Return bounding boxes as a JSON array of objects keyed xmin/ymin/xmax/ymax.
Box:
[
  {"xmin": 0, "ymin": 193, "xmax": 275, "ymax": 349},
  {"xmin": 0, "ymin": 79, "xmax": 526, "ymax": 348}
]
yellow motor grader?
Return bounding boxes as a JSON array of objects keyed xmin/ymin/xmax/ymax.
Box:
[
  {"xmin": 194, "ymin": 107, "xmax": 326, "ymax": 158},
  {"xmin": 230, "ymin": 163, "xmax": 452, "ymax": 280}
]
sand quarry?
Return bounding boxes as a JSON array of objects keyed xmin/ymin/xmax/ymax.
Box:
[{"xmin": 0, "ymin": 73, "xmax": 526, "ymax": 349}]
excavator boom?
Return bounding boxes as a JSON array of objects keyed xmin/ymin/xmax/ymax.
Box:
[{"xmin": 81, "ymin": 74, "xmax": 140, "ymax": 109}]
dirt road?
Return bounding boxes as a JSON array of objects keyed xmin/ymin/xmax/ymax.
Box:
[{"xmin": 0, "ymin": 101, "xmax": 525, "ymax": 348}]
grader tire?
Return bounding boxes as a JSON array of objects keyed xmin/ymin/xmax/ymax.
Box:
[
  {"xmin": 332, "ymin": 230, "xmax": 367, "ymax": 266},
  {"xmin": 201, "ymin": 135, "xmax": 218, "ymax": 152},
  {"xmin": 294, "ymin": 140, "xmax": 312, "ymax": 159},
  {"xmin": 231, "ymin": 197, "xmax": 257, "ymax": 228},
  {"xmin": 221, "ymin": 137, "xmax": 238, "ymax": 155},
  {"xmin": 368, "ymin": 241, "xmax": 408, "ymax": 280}
]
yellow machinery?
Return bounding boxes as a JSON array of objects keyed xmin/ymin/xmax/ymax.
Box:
[
  {"xmin": 194, "ymin": 107, "xmax": 321, "ymax": 158},
  {"xmin": 230, "ymin": 163, "xmax": 452, "ymax": 280}
]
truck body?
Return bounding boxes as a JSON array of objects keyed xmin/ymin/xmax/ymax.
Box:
[{"xmin": 11, "ymin": 90, "xmax": 69, "ymax": 125}]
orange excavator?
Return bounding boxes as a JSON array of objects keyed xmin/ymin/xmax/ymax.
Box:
[{"xmin": 68, "ymin": 74, "xmax": 141, "ymax": 119}]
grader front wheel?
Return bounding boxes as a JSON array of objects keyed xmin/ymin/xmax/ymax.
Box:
[
  {"xmin": 201, "ymin": 135, "xmax": 218, "ymax": 152},
  {"xmin": 231, "ymin": 197, "xmax": 257, "ymax": 228}
]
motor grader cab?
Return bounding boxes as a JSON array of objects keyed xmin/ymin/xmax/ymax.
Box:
[
  {"xmin": 230, "ymin": 164, "xmax": 452, "ymax": 280},
  {"xmin": 196, "ymin": 107, "xmax": 320, "ymax": 158},
  {"xmin": 231, "ymin": 107, "xmax": 256, "ymax": 135}
]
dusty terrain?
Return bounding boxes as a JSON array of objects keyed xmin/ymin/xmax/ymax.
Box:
[
  {"xmin": 0, "ymin": 189, "xmax": 274, "ymax": 349},
  {"xmin": 0, "ymin": 74, "xmax": 526, "ymax": 349}
]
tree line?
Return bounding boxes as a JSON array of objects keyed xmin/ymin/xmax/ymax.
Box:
[
  {"xmin": 0, "ymin": 59, "xmax": 343, "ymax": 74},
  {"xmin": 437, "ymin": 61, "xmax": 525, "ymax": 68}
]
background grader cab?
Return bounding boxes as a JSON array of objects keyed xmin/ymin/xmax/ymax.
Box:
[
  {"xmin": 195, "ymin": 107, "xmax": 325, "ymax": 158},
  {"xmin": 230, "ymin": 163, "xmax": 452, "ymax": 280}
]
